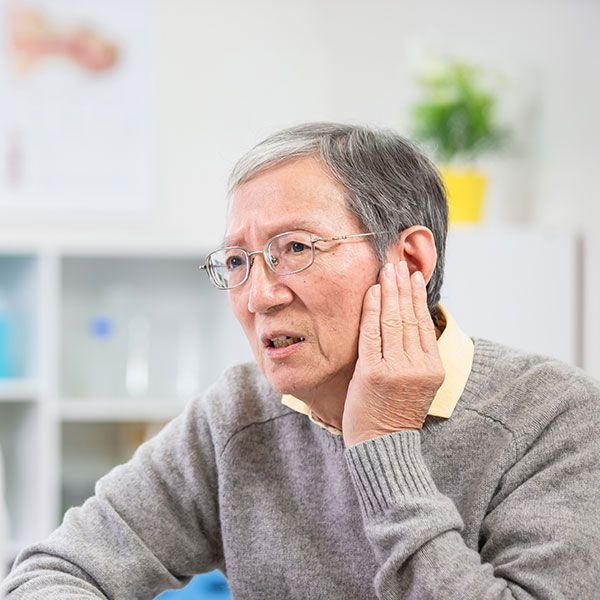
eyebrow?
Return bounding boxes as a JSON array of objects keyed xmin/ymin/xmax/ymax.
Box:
[{"xmin": 222, "ymin": 220, "xmax": 325, "ymax": 247}]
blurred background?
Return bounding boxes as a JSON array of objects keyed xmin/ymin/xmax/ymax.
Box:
[{"xmin": 0, "ymin": 0, "xmax": 599, "ymax": 597}]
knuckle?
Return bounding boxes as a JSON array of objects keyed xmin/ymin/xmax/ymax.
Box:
[
  {"xmin": 402, "ymin": 316, "xmax": 419, "ymax": 328},
  {"xmin": 430, "ymin": 366, "xmax": 446, "ymax": 385},
  {"xmin": 361, "ymin": 324, "xmax": 380, "ymax": 341},
  {"xmin": 413, "ymin": 284, "xmax": 427, "ymax": 297},
  {"xmin": 417, "ymin": 317, "xmax": 435, "ymax": 332},
  {"xmin": 411, "ymin": 362, "xmax": 444, "ymax": 385},
  {"xmin": 363, "ymin": 305, "xmax": 379, "ymax": 318},
  {"xmin": 381, "ymin": 317, "xmax": 403, "ymax": 329},
  {"xmin": 412, "ymin": 366, "xmax": 430, "ymax": 381}
]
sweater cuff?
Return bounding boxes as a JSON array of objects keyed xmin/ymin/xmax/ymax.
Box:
[{"xmin": 344, "ymin": 430, "xmax": 438, "ymax": 518}]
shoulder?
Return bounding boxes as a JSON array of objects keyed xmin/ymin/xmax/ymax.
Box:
[
  {"xmin": 463, "ymin": 338, "xmax": 600, "ymax": 450},
  {"xmin": 188, "ymin": 362, "xmax": 294, "ymax": 453}
]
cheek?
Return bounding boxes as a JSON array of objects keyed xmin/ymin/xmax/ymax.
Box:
[
  {"xmin": 304, "ymin": 273, "xmax": 368, "ymax": 345},
  {"xmin": 319, "ymin": 258, "xmax": 378, "ymax": 340}
]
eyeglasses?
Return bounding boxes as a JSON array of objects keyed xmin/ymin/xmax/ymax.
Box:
[{"xmin": 199, "ymin": 230, "xmax": 388, "ymax": 290}]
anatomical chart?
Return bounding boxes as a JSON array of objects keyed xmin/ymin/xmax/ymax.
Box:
[{"xmin": 0, "ymin": 0, "xmax": 157, "ymax": 217}]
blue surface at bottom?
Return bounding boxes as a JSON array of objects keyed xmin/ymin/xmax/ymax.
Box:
[{"xmin": 156, "ymin": 571, "xmax": 230, "ymax": 599}]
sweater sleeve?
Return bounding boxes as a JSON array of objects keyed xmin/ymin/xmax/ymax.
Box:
[
  {"xmin": 344, "ymin": 406, "xmax": 600, "ymax": 599},
  {"xmin": 1, "ymin": 393, "xmax": 223, "ymax": 600}
]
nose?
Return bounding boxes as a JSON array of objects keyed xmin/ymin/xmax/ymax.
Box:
[{"xmin": 247, "ymin": 255, "xmax": 293, "ymax": 314}]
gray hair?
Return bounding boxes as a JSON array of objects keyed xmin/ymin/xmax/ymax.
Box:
[{"xmin": 228, "ymin": 122, "xmax": 448, "ymax": 314}]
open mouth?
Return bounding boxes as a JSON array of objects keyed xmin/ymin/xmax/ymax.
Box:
[{"xmin": 269, "ymin": 335, "xmax": 305, "ymax": 349}]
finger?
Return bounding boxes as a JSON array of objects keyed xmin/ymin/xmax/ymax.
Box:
[
  {"xmin": 380, "ymin": 262, "xmax": 404, "ymax": 360},
  {"xmin": 358, "ymin": 283, "xmax": 382, "ymax": 365},
  {"xmin": 396, "ymin": 261, "xmax": 421, "ymax": 355},
  {"xmin": 411, "ymin": 270, "xmax": 439, "ymax": 355}
]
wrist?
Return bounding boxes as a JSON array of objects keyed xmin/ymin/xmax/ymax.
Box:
[{"xmin": 344, "ymin": 425, "xmax": 420, "ymax": 447}]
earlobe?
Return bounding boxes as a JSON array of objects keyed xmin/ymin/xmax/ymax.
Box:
[{"xmin": 386, "ymin": 226, "xmax": 437, "ymax": 284}]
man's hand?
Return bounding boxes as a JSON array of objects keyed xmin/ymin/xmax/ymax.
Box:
[{"xmin": 342, "ymin": 261, "xmax": 445, "ymax": 447}]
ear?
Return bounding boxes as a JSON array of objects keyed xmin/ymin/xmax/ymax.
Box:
[{"xmin": 385, "ymin": 226, "xmax": 437, "ymax": 284}]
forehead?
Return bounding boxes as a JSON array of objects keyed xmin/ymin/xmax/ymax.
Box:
[{"xmin": 226, "ymin": 156, "xmax": 358, "ymax": 245}]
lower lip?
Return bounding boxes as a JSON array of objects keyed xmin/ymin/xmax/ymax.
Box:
[{"xmin": 265, "ymin": 341, "xmax": 304, "ymax": 359}]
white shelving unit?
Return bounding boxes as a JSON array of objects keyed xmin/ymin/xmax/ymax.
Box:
[
  {"xmin": 0, "ymin": 380, "xmax": 38, "ymax": 402},
  {"xmin": 0, "ymin": 244, "xmax": 253, "ymax": 571},
  {"xmin": 0, "ymin": 228, "xmax": 588, "ymax": 573}
]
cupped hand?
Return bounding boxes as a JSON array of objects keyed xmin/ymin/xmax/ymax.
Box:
[{"xmin": 342, "ymin": 261, "xmax": 445, "ymax": 447}]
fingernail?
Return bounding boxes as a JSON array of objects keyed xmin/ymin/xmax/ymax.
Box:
[
  {"xmin": 384, "ymin": 263, "xmax": 394, "ymax": 278},
  {"xmin": 371, "ymin": 284, "xmax": 381, "ymax": 298},
  {"xmin": 396, "ymin": 260, "xmax": 408, "ymax": 279},
  {"xmin": 413, "ymin": 271, "xmax": 424, "ymax": 286}
]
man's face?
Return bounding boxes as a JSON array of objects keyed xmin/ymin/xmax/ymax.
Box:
[{"xmin": 226, "ymin": 156, "xmax": 381, "ymax": 402}]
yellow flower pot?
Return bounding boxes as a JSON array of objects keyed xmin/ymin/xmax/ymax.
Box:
[{"xmin": 440, "ymin": 167, "xmax": 488, "ymax": 225}]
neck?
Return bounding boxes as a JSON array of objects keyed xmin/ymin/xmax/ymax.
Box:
[{"xmin": 297, "ymin": 366, "xmax": 352, "ymax": 431}]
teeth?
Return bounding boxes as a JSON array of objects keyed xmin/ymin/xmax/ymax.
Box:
[{"xmin": 270, "ymin": 336, "xmax": 305, "ymax": 349}]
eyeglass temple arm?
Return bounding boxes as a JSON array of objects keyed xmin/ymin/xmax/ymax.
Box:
[{"xmin": 312, "ymin": 231, "xmax": 391, "ymax": 243}]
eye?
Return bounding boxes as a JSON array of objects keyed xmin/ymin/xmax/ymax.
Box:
[
  {"xmin": 225, "ymin": 254, "xmax": 245, "ymax": 270},
  {"xmin": 288, "ymin": 241, "xmax": 308, "ymax": 253}
]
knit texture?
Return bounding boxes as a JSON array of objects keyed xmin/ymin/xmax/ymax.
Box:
[{"xmin": 2, "ymin": 338, "xmax": 600, "ymax": 599}]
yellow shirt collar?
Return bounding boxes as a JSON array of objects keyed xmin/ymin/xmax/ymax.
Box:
[{"xmin": 281, "ymin": 304, "xmax": 474, "ymax": 436}]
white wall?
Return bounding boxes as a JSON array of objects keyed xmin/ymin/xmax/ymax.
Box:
[{"xmin": 0, "ymin": 0, "xmax": 598, "ymax": 249}]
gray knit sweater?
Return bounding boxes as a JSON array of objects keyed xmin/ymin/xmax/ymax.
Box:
[{"xmin": 2, "ymin": 338, "xmax": 600, "ymax": 599}]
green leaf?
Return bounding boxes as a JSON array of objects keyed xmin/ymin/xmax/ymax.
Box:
[{"xmin": 410, "ymin": 59, "xmax": 508, "ymax": 162}]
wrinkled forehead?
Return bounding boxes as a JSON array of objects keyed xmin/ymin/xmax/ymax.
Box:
[
  {"xmin": 227, "ymin": 155, "xmax": 346, "ymax": 207},
  {"xmin": 224, "ymin": 157, "xmax": 359, "ymax": 246}
]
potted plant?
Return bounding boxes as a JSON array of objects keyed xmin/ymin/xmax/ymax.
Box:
[{"xmin": 411, "ymin": 59, "xmax": 508, "ymax": 224}]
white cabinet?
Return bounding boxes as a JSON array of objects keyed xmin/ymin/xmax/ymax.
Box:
[{"xmin": 0, "ymin": 245, "xmax": 253, "ymax": 569}]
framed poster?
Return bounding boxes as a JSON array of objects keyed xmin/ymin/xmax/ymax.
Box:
[{"xmin": 0, "ymin": 0, "xmax": 158, "ymax": 218}]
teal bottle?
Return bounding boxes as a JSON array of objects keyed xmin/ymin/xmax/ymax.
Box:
[{"xmin": 0, "ymin": 292, "xmax": 11, "ymax": 379}]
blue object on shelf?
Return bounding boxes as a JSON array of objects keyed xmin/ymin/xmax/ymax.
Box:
[
  {"xmin": 90, "ymin": 316, "xmax": 115, "ymax": 339},
  {"xmin": 156, "ymin": 571, "xmax": 230, "ymax": 599}
]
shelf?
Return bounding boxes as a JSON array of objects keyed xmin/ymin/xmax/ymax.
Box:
[
  {"xmin": 60, "ymin": 399, "xmax": 187, "ymax": 422},
  {"xmin": 0, "ymin": 379, "xmax": 38, "ymax": 402}
]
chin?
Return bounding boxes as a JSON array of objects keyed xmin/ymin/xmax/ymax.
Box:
[
  {"xmin": 266, "ymin": 373, "xmax": 308, "ymax": 396},
  {"xmin": 261, "ymin": 364, "xmax": 318, "ymax": 397}
]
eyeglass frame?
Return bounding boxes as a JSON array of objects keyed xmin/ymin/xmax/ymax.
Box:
[{"xmin": 199, "ymin": 229, "xmax": 390, "ymax": 290}]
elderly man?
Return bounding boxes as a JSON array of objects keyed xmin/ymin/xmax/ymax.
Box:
[{"xmin": 2, "ymin": 123, "xmax": 600, "ymax": 599}]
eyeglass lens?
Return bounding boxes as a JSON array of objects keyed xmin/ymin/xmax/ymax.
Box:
[{"xmin": 207, "ymin": 231, "xmax": 315, "ymax": 289}]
